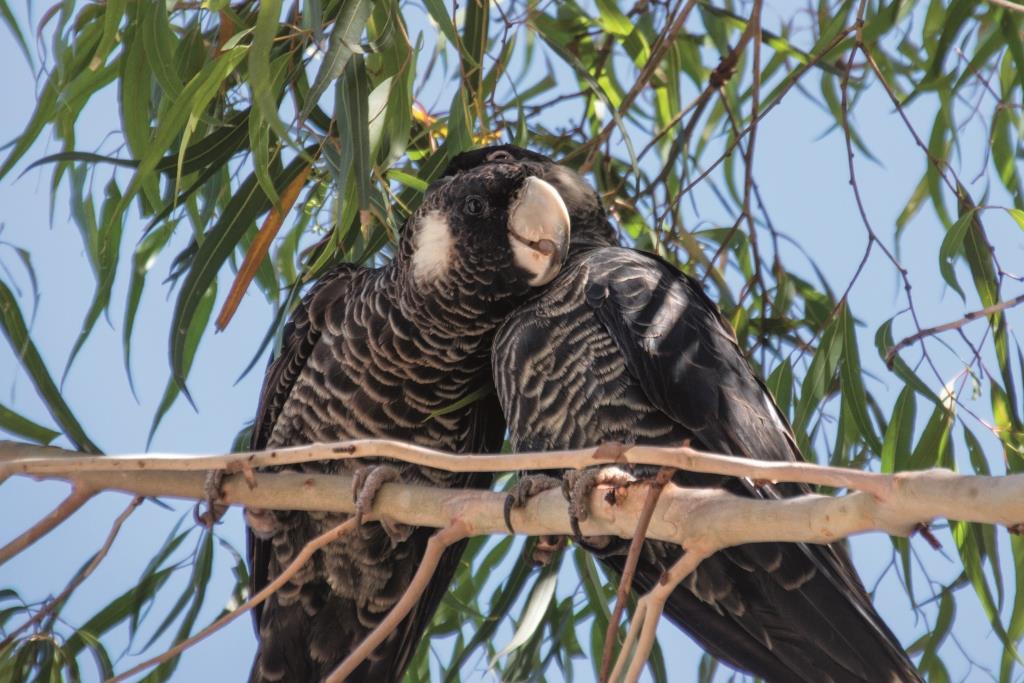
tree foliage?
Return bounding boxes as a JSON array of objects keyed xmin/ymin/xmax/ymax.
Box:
[{"xmin": 0, "ymin": 0, "xmax": 1022, "ymax": 681}]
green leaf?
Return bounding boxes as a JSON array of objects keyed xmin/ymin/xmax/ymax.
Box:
[
  {"xmin": 104, "ymin": 44, "xmax": 247, "ymax": 260},
  {"xmin": 420, "ymin": 0, "xmax": 460, "ymax": 50},
  {"xmin": 492, "ymin": 561, "xmax": 558, "ymax": 664},
  {"xmin": 1002, "ymin": 536, "xmax": 1024, "ymax": 682},
  {"xmin": 90, "ymin": 0, "xmax": 126, "ymax": 71},
  {"xmin": 152, "ymin": 281, "xmax": 216, "ymax": 443},
  {"xmin": 338, "ymin": 54, "xmax": 371, "ymax": 215},
  {"xmin": 168, "ymin": 149, "xmax": 313, "ymax": 389},
  {"xmin": 0, "ymin": 0, "xmax": 31, "ymax": 64},
  {"xmin": 999, "ymin": 12, "xmax": 1024, "ymax": 104},
  {"xmin": 141, "ymin": 531, "xmax": 215, "ymax": 681},
  {"xmin": 143, "ymin": 0, "xmax": 184, "ymax": 100},
  {"xmin": 442, "ymin": 539, "xmax": 534, "ymax": 681},
  {"xmin": 0, "ymin": 277, "xmax": 99, "ymax": 452},
  {"xmin": 423, "ymin": 385, "xmax": 495, "ymax": 423},
  {"xmin": 838, "ymin": 302, "xmax": 882, "ymax": 453},
  {"xmin": 937, "ymin": 207, "xmax": 975, "ymax": 301},
  {"xmin": 0, "ymin": 402, "xmax": 59, "ymax": 444},
  {"xmin": 794, "ymin": 314, "xmax": 842, "ymax": 437},
  {"xmin": 920, "ymin": 0, "xmax": 974, "ymax": 87},
  {"xmin": 909, "ymin": 401, "xmax": 953, "ymax": 471},
  {"xmin": 1008, "ymin": 208, "xmax": 1024, "ymax": 231},
  {"xmin": 62, "ymin": 180, "xmax": 125, "ymax": 381},
  {"xmin": 301, "ymin": 0, "xmax": 373, "ymax": 120},
  {"xmin": 388, "ymin": 169, "xmax": 428, "ymax": 193},
  {"xmin": 875, "ymin": 318, "xmax": 941, "ymax": 405},
  {"xmin": 0, "ymin": 20, "xmax": 104, "ymax": 180},
  {"xmin": 64, "ymin": 567, "xmax": 176, "ymax": 657},
  {"xmin": 594, "ymin": 0, "xmax": 634, "ymax": 37},
  {"xmin": 24, "ymin": 109, "xmax": 251, "ymax": 181},
  {"xmin": 881, "ymin": 386, "xmax": 916, "ymax": 473},
  {"xmin": 765, "ymin": 358, "xmax": 794, "ymax": 418},
  {"xmin": 123, "ymin": 220, "xmax": 177, "ymax": 399}
]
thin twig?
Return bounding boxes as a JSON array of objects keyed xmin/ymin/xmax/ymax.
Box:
[
  {"xmin": 987, "ymin": 0, "xmax": 1024, "ymax": 13},
  {"xmin": 0, "ymin": 484, "xmax": 95, "ymax": 565},
  {"xmin": 665, "ymin": 24, "xmax": 857, "ymax": 213},
  {"xmin": 738, "ymin": 0, "xmax": 766, "ymax": 318},
  {"xmin": 0, "ymin": 439, "xmax": 895, "ymax": 496},
  {"xmin": 608, "ymin": 548, "xmax": 711, "ymax": 683},
  {"xmin": 0, "ymin": 438, "xmax": 978, "ymax": 502},
  {"xmin": 106, "ymin": 518, "xmax": 358, "ymax": 683},
  {"xmin": 1, "ymin": 496, "xmax": 142, "ymax": 649},
  {"xmin": 324, "ymin": 520, "xmax": 470, "ymax": 682},
  {"xmin": 579, "ymin": 0, "xmax": 700, "ymax": 171},
  {"xmin": 886, "ymin": 292, "xmax": 1024, "ymax": 365},
  {"xmin": 599, "ymin": 467, "xmax": 673, "ymax": 683}
]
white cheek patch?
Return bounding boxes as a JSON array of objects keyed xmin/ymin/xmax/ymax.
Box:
[{"xmin": 411, "ymin": 210, "xmax": 454, "ymax": 284}]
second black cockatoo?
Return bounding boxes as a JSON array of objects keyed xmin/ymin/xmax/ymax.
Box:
[
  {"xmin": 444, "ymin": 145, "xmax": 921, "ymax": 683},
  {"xmin": 246, "ymin": 160, "xmax": 570, "ymax": 682}
]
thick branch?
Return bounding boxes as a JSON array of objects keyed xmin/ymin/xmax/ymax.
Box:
[
  {"xmin": 2, "ymin": 441, "xmax": 1022, "ymax": 550},
  {"xmin": 5, "ymin": 439, "xmax": 1023, "ymax": 683}
]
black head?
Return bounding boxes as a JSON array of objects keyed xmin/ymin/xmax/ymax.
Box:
[
  {"xmin": 398, "ymin": 161, "xmax": 571, "ymax": 297},
  {"xmin": 443, "ymin": 145, "xmax": 619, "ymax": 250}
]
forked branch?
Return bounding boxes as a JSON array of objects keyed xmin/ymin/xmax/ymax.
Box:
[
  {"xmin": 324, "ymin": 520, "xmax": 471, "ymax": 682},
  {"xmin": 3, "ymin": 439, "xmax": 1023, "ymax": 683},
  {"xmin": 106, "ymin": 518, "xmax": 357, "ymax": 683}
]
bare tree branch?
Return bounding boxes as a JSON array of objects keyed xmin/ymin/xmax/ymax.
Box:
[
  {"xmin": 325, "ymin": 520, "xmax": 471, "ymax": 682},
  {"xmin": 609, "ymin": 549, "xmax": 711, "ymax": 683},
  {"xmin": 107, "ymin": 518, "xmax": 358, "ymax": 683},
  {"xmin": 885, "ymin": 292, "xmax": 1024, "ymax": 365},
  {"xmin": 0, "ymin": 438, "xmax": 918, "ymax": 499},
  {"xmin": 987, "ymin": 0, "xmax": 1024, "ymax": 13},
  {"xmin": 3, "ymin": 439, "xmax": 1024, "ymax": 680},
  {"xmin": 601, "ymin": 467, "xmax": 673, "ymax": 683},
  {"xmin": 0, "ymin": 496, "xmax": 141, "ymax": 649},
  {"xmin": 3, "ymin": 440, "xmax": 1023, "ymax": 547},
  {"xmin": 0, "ymin": 483, "xmax": 95, "ymax": 565}
]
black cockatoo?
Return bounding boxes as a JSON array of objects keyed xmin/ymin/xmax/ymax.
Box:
[
  {"xmin": 246, "ymin": 161, "xmax": 570, "ymax": 682},
  {"xmin": 444, "ymin": 145, "xmax": 921, "ymax": 683}
]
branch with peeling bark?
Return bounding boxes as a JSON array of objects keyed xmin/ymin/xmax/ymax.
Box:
[{"xmin": 2, "ymin": 438, "xmax": 1023, "ymax": 682}]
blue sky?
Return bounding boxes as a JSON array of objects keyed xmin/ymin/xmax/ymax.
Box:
[{"xmin": 1, "ymin": 2, "xmax": 1022, "ymax": 681}]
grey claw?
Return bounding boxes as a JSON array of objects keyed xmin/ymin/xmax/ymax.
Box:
[
  {"xmin": 196, "ymin": 469, "xmax": 228, "ymax": 528},
  {"xmin": 503, "ymin": 495, "xmax": 517, "ymax": 535},
  {"xmin": 503, "ymin": 473, "xmax": 563, "ymax": 533},
  {"xmin": 352, "ymin": 464, "xmax": 401, "ymax": 525},
  {"xmin": 566, "ymin": 466, "xmax": 635, "ymax": 544}
]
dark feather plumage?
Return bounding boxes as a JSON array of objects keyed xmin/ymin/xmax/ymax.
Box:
[
  {"xmin": 247, "ymin": 162, "xmax": 567, "ymax": 682},
  {"xmin": 447, "ymin": 145, "xmax": 922, "ymax": 683}
]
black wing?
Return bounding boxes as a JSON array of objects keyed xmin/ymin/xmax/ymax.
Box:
[
  {"xmin": 248, "ymin": 264, "xmax": 361, "ymax": 632},
  {"xmin": 364, "ymin": 392, "xmax": 504, "ymax": 680},
  {"xmin": 247, "ymin": 261, "xmax": 504, "ymax": 680},
  {"xmin": 585, "ymin": 248, "xmax": 920, "ymax": 682}
]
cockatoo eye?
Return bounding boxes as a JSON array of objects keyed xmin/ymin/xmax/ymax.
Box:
[
  {"xmin": 464, "ymin": 195, "xmax": 486, "ymax": 216},
  {"xmin": 486, "ymin": 150, "xmax": 514, "ymax": 162}
]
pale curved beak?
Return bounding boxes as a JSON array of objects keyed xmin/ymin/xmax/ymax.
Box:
[{"xmin": 508, "ymin": 176, "xmax": 571, "ymax": 286}]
